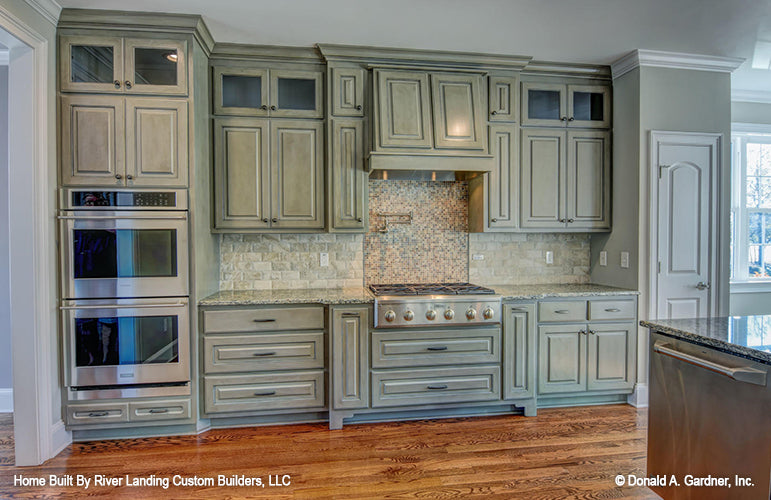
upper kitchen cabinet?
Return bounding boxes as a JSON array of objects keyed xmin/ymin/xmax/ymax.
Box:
[
  {"xmin": 488, "ymin": 74, "xmax": 519, "ymax": 122},
  {"xmin": 521, "ymin": 82, "xmax": 610, "ymax": 129},
  {"xmin": 329, "ymin": 65, "xmax": 365, "ymax": 117},
  {"xmin": 213, "ymin": 65, "xmax": 323, "ymax": 119},
  {"xmin": 60, "ymin": 35, "xmax": 188, "ymax": 95}
]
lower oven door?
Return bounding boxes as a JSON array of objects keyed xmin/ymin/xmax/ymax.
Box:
[{"xmin": 62, "ymin": 298, "xmax": 190, "ymax": 388}]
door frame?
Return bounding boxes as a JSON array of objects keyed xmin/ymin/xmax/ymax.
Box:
[{"xmin": 648, "ymin": 131, "xmax": 722, "ymax": 320}]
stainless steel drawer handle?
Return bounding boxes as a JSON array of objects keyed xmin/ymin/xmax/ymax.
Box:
[
  {"xmin": 252, "ymin": 351, "xmax": 276, "ymax": 357},
  {"xmin": 87, "ymin": 411, "xmax": 109, "ymax": 417},
  {"xmin": 510, "ymin": 307, "xmax": 527, "ymax": 312},
  {"xmin": 253, "ymin": 319, "xmax": 277, "ymax": 323},
  {"xmin": 427, "ymin": 346, "xmax": 448, "ymax": 351},
  {"xmin": 554, "ymin": 310, "xmax": 570, "ymax": 314},
  {"xmin": 254, "ymin": 391, "xmax": 277, "ymax": 396},
  {"xmin": 58, "ymin": 215, "xmax": 187, "ymax": 220},
  {"xmin": 61, "ymin": 302, "xmax": 186, "ymax": 310},
  {"xmin": 148, "ymin": 408, "xmax": 169, "ymax": 414},
  {"xmin": 426, "ymin": 385, "xmax": 448, "ymax": 390},
  {"xmin": 653, "ymin": 341, "xmax": 767, "ymax": 387},
  {"xmin": 341, "ymin": 313, "xmax": 360, "ymax": 317},
  {"xmin": 604, "ymin": 308, "xmax": 621, "ymax": 312}
]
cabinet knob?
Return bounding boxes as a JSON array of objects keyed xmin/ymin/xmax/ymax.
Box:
[
  {"xmin": 271, "ymin": 217, "xmax": 278, "ymax": 223},
  {"xmin": 126, "ymin": 175, "xmax": 133, "ymax": 180},
  {"xmin": 113, "ymin": 80, "xmax": 121, "ymax": 89},
  {"xmin": 356, "ymin": 217, "xmax": 363, "ymax": 222},
  {"xmin": 567, "ymin": 218, "xmax": 574, "ymax": 223},
  {"xmin": 355, "ymin": 104, "xmax": 362, "ymax": 111},
  {"xmin": 124, "ymin": 80, "xmax": 133, "ymax": 90},
  {"xmin": 270, "ymin": 105, "xmax": 277, "ymax": 111},
  {"xmin": 115, "ymin": 174, "xmax": 123, "ymax": 180},
  {"xmin": 560, "ymin": 116, "xmax": 568, "ymax": 121},
  {"xmin": 261, "ymin": 218, "xmax": 269, "ymax": 223},
  {"xmin": 568, "ymin": 117, "xmax": 575, "ymax": 122},
  {"xmin": 491, "ymin": 218, "xmax": 498, "ymax": 223},
  {"xmin": 578, "ymin": 329, "xmax": 586, "ymax": 335},
  {"xmin": 261, "ymin": 105, "xmax": 268, "ymax": 110},
  {"xmin": 558, "ymin": 218, "xmax": 565, "ymax": 223},
  {"xmin": 491, "ymin": 110, "xmax": 498, "ymax": 115}
]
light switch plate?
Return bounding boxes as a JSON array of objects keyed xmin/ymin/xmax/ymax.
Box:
[
  {"xmin": 620, "ymin": 251, "xmax": 630, "ymax": 269},
  {"xmin": 599, "ymin": 251, "xmax": 607, "ymax": 266},
  {"xmin": 546, "ymin": 251, "xmax": 554, "ymax": 265},
  {"xmin": 320, "ymin": 252, "xmax": 329, "ymax": 267}
]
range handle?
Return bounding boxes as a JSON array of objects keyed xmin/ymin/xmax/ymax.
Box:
[{"xmin": 653, "ymin": 341, "xmax": 767, "ymax": 387}]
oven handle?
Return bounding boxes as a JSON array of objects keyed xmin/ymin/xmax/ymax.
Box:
[
  {"xmin": 60, "ymin": 302, "xmax": 187, "ymax": 310},
  {"xmin": 58, "ymin": 215, "xmax": 187, "ymax": 220}
]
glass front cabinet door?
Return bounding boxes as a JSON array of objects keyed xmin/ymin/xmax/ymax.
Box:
[{"xmin": 522, "ymin": 82, "xmax": 609, "ymax": 128}]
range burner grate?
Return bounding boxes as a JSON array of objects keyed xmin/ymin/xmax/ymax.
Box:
[{"xmin": 369, "ymin": 282, "xmax": 496, "ymax": 296}]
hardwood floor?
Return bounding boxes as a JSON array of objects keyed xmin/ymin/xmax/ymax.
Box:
[
  {"xmin": 0, "ymin": 413, "xmax": 13, "ymax": 467},
  {"xmin": 0, "ymin": 405, "xmax": 658, "ymax": 499}
]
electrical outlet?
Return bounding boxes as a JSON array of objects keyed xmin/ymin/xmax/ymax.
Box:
[
  {"xmin": 320, "ymin": 252, "xmax": 329, "ymax": 267},
  {"xmin": 472, "ymin": 254, "xmax": 485, "ymax": 261},
  {"xmin": 620, "ymin": 251, "xmax": 630, "ymax": 269},
  {"xmin": 545, "ymin": 251, "xmax": 554, "ymax": 265},
  {"xmin": 599, "ymin": 251, "xmax": 607, "ymax": 266}
]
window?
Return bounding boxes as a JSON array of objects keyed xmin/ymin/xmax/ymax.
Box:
[{"xmin": 731, "ymin": 125, "xmax": 771, "ymax": 284}]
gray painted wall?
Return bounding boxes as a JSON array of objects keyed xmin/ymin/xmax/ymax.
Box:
[{"xmin": 0, "ymin": 65, "xmax": 9, "ymax": 391}]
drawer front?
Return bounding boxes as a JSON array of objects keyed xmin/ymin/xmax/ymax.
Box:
[
  {"xmin": 204, "ymin": 332, "xmax": 324, "ymax": 373},
  {"xmin": 128, "ymin": 399, "xmax": 192, "ymax": 422},
  {"xmin": 538, "ymin": 301, "xmax": 587, "ymax": 322},
  {"xmin": 371, "ymin": 328, "xmax": 500, "ymax": 368},
  {"xmin": 66, "ymin": 403, "xmax": 129, "ymax": 426},
  {"xmin": 371, "ymin": 366, "xmax": 500, "ymax": 408},
  {"xmin": 588, "ymin": 299, "xmax": 636, "ymax": 321},
  {"xmin": 204, "ymin": 371, "xmax": 324, "ymax": 414},
  {"xmin": 203, "ymin": 306, "xmax": 325, "ymax": 333}
]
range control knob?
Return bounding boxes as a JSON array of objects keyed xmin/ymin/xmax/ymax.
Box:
[
  {"xmin": 404, "ymin": 310, "xmax": 414, "ymax": 321},
  {"xmin": 466, "ymin": 308, "xmax": 477, "ymax": 320},
  {"xmin": 483, "ymin": 307, "xmax": 495, "ymax": 320},
  {"xmin": 426, "ymin": 310, "xmax": 437, "ymax": 320},
  {"xmin": 384, "ymin": 310, "xmax": 396, "ymax": 323},
  {"xmin": 444, "ymin": 309, "xmax": 455, "ymax": 320}
]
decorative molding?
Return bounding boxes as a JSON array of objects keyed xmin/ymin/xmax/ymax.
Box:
[
  {"xmin": 0, "ymin": 49, "xmax": 8, "ymax": 65},
  {"xmin": 612, "ymin": 49, "xmax": 745, "ymax": 79},
  {"xmin": 211, "ymin": 42, "xmax": 323, "ymax": 63},
  {"xmin": 50, "ymin": 420, "xmax": 71, "ymax": 457},
  {"xmin": 627, "ymin": 383, "xmax": 648, "ymax": 408},
  {"xmin": 522, "ymin": 60, "xmax": 611, "ymax": 79},
  {"xmin": 732, "ymin": 89, "xmax": 771, "ymax": 104},
  {"xmin": 23, "ymin": 0, "xmax": 60, "ymax": 26},
  {"xmin": 0, "ymin": 388, "xmax": 12, "ymax": 412}
]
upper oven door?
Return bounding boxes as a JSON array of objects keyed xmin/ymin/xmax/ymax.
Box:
[{"xmin": 60, "ymin": 210, "xmax": 189, "ymax": 299}]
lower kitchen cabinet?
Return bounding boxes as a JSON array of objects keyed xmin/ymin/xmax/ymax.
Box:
[
  {"xmin": 65, "ymin": 398, "xmax": 192, "ymax": 427},
  {"xmin": 204, "ymin": 371, "xmax": 324, "ymax": 414},
  {"xmin": 330, "ymin": 306, "xmax": 369, "ymax": 410},
  {"xmin": 502, "ymin": 303, "xmax": 536, "ymax": 404},
  {"xmin": 371, "ymin": 366, "xmax": 501, "ymax": 408}
]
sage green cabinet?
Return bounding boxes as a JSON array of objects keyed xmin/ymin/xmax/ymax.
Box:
[
  {"xmin": 521, "ymin": 128, "xmax": 610, "ymax": 231},
  {"xmin": 375, "ymin": 69, "xmax": 432, "ymax": 149},
  {"xmin": 61, "ymin": 94, "xmax": 188, "ymax": 187},
  {"xmin": 330, "ymin": 66, "xmax": 365, "ymax": 117},
  {"xmin": 586, "ymin": 323, "xmax": 636, "ymax": 391},
  {"xmin": 503, "ymin": 303, "xmax": 535, "ymax": 401},
  {"xmin": 213, "ymin": 65, "xmax": 323, "ymax": 119},
  {"xmin": 430, "ymin": 72, "xmax": 486, "ymax": 150},
  {"xmin": 488, "ymin": 75, "xmax": 519, "ymax": 122},
  {"xmin": 329, "ymin": 118, "xmax": 366, "ymax": 231},
  {"xmin": 60, "ymin": 35, "xmax": 187, "ymax": 95},
  {"xmin": 521, "ymin": 82, "xmax": 610, "ymax": 128},
  {"xmin": 469, "ymin": 124, "xmax": 519, "ymax": 231},
  {"xmin": 538, "ymin": 324, "xmax": 586, "ymax": 394},
  {"xmin": 331, "ymin": 306, "xmax": 369, "ymax": 410},
  {"xmin": 213, "ymin": 117, "xmax": 324, "ymax": 230}
]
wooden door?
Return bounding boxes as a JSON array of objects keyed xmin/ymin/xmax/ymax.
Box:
[
  {"xmin": 487, "ymin": 124, "xmax": 519, "ymax": 229},
  {"xmin": 331, "ymin": 307, "xmax": 369, "ymax": 410},
  {"xmin": 521, "ymin": 82, "xmax": 566, "ymax": 127},
  {"xmin": 503, "ymin": 303, "xmax": 535, "ymax": 400},
  {"xmin": 431, "ymin": 72, "xmax": 486, "ymax": 150},
  {"xmin": 123, "ymin": 38, "xmax": 187, "ymax": 95},
  {"xmin": 270, "ymin": 120, "xmax": 325, "ymax": 229},
  {"xmin": 566, "ymin": 130, "xmax": 610, "ymax": 229},
  {"xmin": 213, "ymin": 117, "xmax": 270, "ymax": 230},
  {"xmin": 269, "ymin": 69, "xmax": 324, "ymax": 119},
  {"xmin": 488, "ymin": 75, "xmax": 519, "ymax": 122},
  {"xmin": 331, "ymin": 66, "xmax": 365, "ymax": 117},
  {"xmin": 59, "ymin": 35, "xmax": 124, "ymax": 93},
  {"xmin": 537, "ymin": 324, "xmax": 586, "ymax": 394},
  {"xmin": 375, "ymin": 69, "xmax": 432, "ymax": 149},
  {"xmin": 521, "ymin": 129, "xmax": 566, "ymax": 229},
  {"xmin": 60, "ymin": 94, "xmax": 125, "ymax": 186},
  {"xmin": 330, "ymin": 118, "xmax": 366, "ymax": 231},
  {"xmin": 586, "ymin": 323, "xmax": 636, "ymax": 391},
  {"xmin": 125, "ymin": 97, "xmax": 188, "ymax": 187}
]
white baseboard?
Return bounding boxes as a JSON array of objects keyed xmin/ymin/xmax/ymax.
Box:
[
  {"xmin": 51, "ymin": 420, "xmax": 71, "ymax": 458},
  {"xmin": 0, "ymin": 388, "xmax": 12, "ymax": 412},
  {"xmin": 627, "ymin": 383, "xmax": 649, "ymax": 408}
]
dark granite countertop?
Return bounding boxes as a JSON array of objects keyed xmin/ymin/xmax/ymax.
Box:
[{"xmin": 641, "ymin": 316, "xmax": 771, "ymax": 365}]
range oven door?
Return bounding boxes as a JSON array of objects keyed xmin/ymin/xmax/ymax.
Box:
[
  {"xmin": 62, "ymin": 298, "xmax": 190, "ymax": 388},
  {"xmin": 60, "ymin": 210, "xmax": 188, "ymax": 299}
]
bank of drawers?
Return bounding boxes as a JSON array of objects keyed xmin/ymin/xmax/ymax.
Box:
[
  {"xmin": 66, "ymin": 399, "xmax": 192, "ymax": 426},
  {"xmin": 538, "ymin": 298, "xmax": 636, "ymax": 323},
  {"xmin": 202, "ymin": 305, "xmax": 326, "ymax": 415}
]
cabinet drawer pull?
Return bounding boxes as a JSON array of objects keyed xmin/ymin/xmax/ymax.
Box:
[
  {"xmin": 554, "ymin": 309, "xmax": 570, "ymax": 314},
  {"xmin": 604, "ymin": 308, "xmax": 621, "ymax": 312},
  {"xmin": 87, "ymin": 411, "xmax": 109, "ymax": 417},
  {"xmin": 254, "ymin": 391, "xmax": 276, "ymax": 397},
  {"xmin": 253, "ymin": 319, "xmax": 276, "ymax": 323},
  {"xmin": 427, "ymin": 346, "xmax": 448, "ymax": 351},
  {"xmin": 148, "ymin": 408, "xmax": 169, "ymax": 414},
  {"xmin": 510, "ymin": 307, "xmax": 527, "ymax": 311},
  {"xmin": 426, "ymin": 385, "xmax": 448, "ymax": 390},
  {"xmin": 341, "ymin": 312, "xmax": 360, "ymax": 317},
  {"xmin": 252, "ymin": 351, "xmax": 276, "ymax": 357}
]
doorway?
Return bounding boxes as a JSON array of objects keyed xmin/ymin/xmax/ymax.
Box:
[{"xmin": 0, "ymin": 44, "xmax": 10, "ymax": 463}]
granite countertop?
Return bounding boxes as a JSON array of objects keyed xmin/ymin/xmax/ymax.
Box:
[
  {"xmin": 200, "ymin": 287, "xmax": 374, "ymax": 306},
  {"xmin": 641, "ymin": 316, "xmax": 771, "ymax": 365},
  {"xmin": 490, "ymin": 283, "xmax": 639, "ymax": 301}
]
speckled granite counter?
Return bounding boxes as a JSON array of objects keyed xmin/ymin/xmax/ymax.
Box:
[
  {"xmin": 489, "ymin": 283, "xmax": 638, "ymax": 301},
  {"xmin": 200, "ymin": 287, "xmax": 374, "ymax": 306},
  {"xmin": 641, "ymin": 316, "xmax": 771, "ymax": 365}
]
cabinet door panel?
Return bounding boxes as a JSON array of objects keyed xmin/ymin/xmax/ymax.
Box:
[
  {"xmin": 271, "ymin": 120, "xmax": 324, "ymax": 229},
  {"xmin": 125, "ymin": 98, "xmax": 188, "ymax": 187},
  {"xmin": 431, "ymin": 73, "xmax": 486, "ymax": 150},
  {"xmin": 331, "ymin": 307, "xmax": 369, "ymax": 410},
  {"xmin": 521, "ymin": 129, "xmax": 566, "ymax": 228},
  {"xmin": 587, "ymin": 323, "xmax": 636, "ymax": 391},
  {"xmin": 213, "ymin": 66, "xmax": 269, "ymax": 116},
  {"xmin": 213, "ymin": 117, "xmax": 270, "ymax": 229},
  {"xmin": 60, "ymin": 35, "xmax": 123, "ymax": 93},
  {"xmin": 330, "ymin": 118, "xmax": 366, "ymax": 231},
  {"xmin": 567, "ymin": 131, "xmax": 610, "ymax": 229},
  {"xmin": 270, "ymin": 70, "xmax": 324, "ymax": 118},
  {"xmin": 568, "ymin": 84, "xmax": 610, "ymax": 128},
  {"xmin": 123, "ymin": 38, "xmax": 187, "ymax": 95},
  {"xmin": 538, "ymin": 324, "xmax": 586, "ymax": 394},
  {"xmin": 521, "ymin": 82, "xmax": 566, "ymax": 127},
  {"xmin": 376, "ymin": 69, "xmax": 432, "ymax": 149},
  {"xmin": 503, "ymin": 303, "xmax": 535, "ymax": 400},
  {"xmin": 487, "ymin": 125, "xmax": 519, "ymax": 229},
  {"xmin": 488, "ymin": 75, "xmax": 519, "ymax": 122},
  {"xmin": 60, "ymin": 94, "xmax": 125, "ymax": 186},
  {"xmin": 331, "ymin": 66, "xmax": 365, "ymax": 117}
]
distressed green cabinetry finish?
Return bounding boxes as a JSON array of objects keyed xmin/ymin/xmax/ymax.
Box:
[
  {"xmin": 329, "ymin": 118, "xmax": 366, "ymax": 231},
  {"xmin": 469, "ymin": 124, "xmax": 519, "ymax": 231},
  {"xmin": 521, "ymin": 82, "xmax": 610, "ymax": 129},
  {"xmin": 331, "ymin": 307, "xmax": 369, "ymax": 411},
  {"xmin": 61, "ymin": 94, "xmax": 188, "ymax": 187},
  {"xmin": 503, "ymin": 303, "xmax": 536, "ymax": 408},
  {"xmin": 488, "ymin": 75, "xmax": 519, "ymax": 122},
  {"xmin": 538, "ymin": 324, "xmax": 587, "ymax": 394},
  {"xmin": 521, "ymin": 128, "xmax": 565, "ymax": 229},
  {"xmin": 566, "ymin": 130, "xmax": 610, "ymax": 230},
  {"xmin": 586, "ymin": 323, "xmax": 636, "ymax": 391},
  {"xmin": 430, "ymin": 72, "xmax": 486, "ymax": 150},
  {"xmin": 330, "ymin": 66, "xmax": 365, "ymax": 117},
  {"xmin": 375, "ymin": 69, "xmax": 432, "ymax": 149}
]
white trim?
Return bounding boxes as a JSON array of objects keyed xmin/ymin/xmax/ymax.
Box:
[
  {"xmin": 0, "ymin": 49, "xmax": 8, "ymax": 65},
  {"xmin": 626, "ymin": 383, "xmax": 648, "ymax": 408},
  {"xmin": 50, "ymin": 420, "xmax": 70, "ymax": 457},
  {"xmin": 730, "ymin": 281, "xmax": 771, "ymax": 293},
  {"xmin": 732, "ymin": 122, "xmax": 771, "ymax": 134},
  {"xmin": 732, "ymin": 89, "xmax": 771, "ymax": 104},
  {"xmin": 0, "ymin": 388, "xmax": 12, "ymax": 412},
  {"xmin": 21, "ymin": 0, "xmax": 60, "ymax": 26},
  {"xmin": 612, "ymin": 49, "xmax": 744, "ymax": 79}
]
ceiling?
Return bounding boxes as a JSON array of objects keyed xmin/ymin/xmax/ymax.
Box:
[{"xmin": 56, "ymin": 0, "xmax": 771, "ymax": 96}]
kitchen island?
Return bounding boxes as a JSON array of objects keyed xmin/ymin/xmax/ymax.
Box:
[{"xmin": 641, "ymin": 316, "xmax": 771, "ymax": 500}]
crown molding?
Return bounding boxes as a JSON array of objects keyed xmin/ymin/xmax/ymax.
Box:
[
  {"xmin": 23, "ymin": 0, "xmax": 61, "ymax": 26},
  {"xmin": 0, "ymin": 49, "xmax": 8, "ymax": 65},
  {"xmin": 522, "ymin": 60, "xmax": 611, "ymax": 80},
  {"xmin": 732, "ymin": 89, "xmax": 771, "ymax": 104},
  {"xmin": 612, "ymin": 49, "xmax": 745, "ymax": 79}
]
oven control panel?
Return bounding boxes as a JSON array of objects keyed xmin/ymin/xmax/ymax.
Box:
[{"xmin": 374, "ymin": 297, "xmax": 501, "ymax": 328}]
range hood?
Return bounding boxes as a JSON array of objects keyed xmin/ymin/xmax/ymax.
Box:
[{"xmin": 367, "ymin": 152, "xmax": 494, "ymax": 176}]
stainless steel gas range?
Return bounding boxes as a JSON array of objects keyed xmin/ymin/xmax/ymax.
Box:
[{"xmin": 369, "ymin": 283, "xmax": 501, "ymax": 328}]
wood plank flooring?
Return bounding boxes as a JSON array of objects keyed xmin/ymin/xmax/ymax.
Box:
[{"xmin": 0, "ymin": 405, "xmax": 658, "ymax": 499}]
